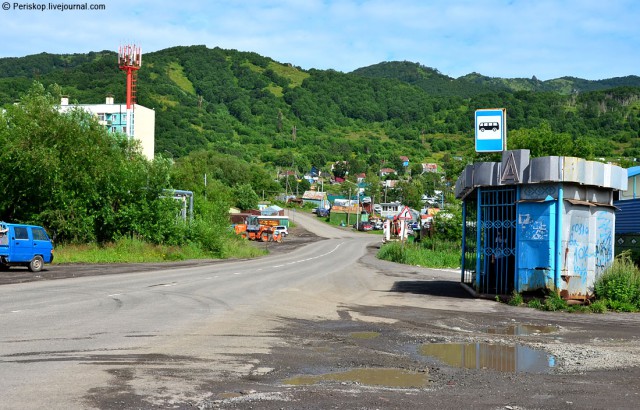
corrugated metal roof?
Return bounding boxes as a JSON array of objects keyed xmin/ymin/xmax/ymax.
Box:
[
  {"xmin": 615, "ymin": 199, "xmax": 640, "ymax": 234},
  {"xmin": 302, "ymin": 191, "xmax": 327, "ymax": 200}
]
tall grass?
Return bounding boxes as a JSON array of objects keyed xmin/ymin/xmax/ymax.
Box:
[
  {"xmin": 54, "ymin": 235, "xmax": 265, "ymax": 264},
  {"xmin": 594, "ymin": 252, "xmax": 640, "ymax": 312},
  {"xmin": 377, "ymin": 241, "xmax": 460, "ymax": 269}
]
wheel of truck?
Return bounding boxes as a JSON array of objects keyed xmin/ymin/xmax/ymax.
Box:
[
  {"xmin": 275, "ymin": 234, "xmax": 282, "ymax": 243},
  {"xmin": 261, "ymin": 233, "xmax": 269, "ymax": 241},
  {"xmin": 28, "ymin": 255, "xmax": 44, "ymax": 272},
  {"xmin": 241, "ymin": 233, "xmax": 248, "ymax": 239}
]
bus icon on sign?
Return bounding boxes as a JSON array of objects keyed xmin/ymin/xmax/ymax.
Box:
[{"xmin": 479, "ymin": 122, "xmax": 499, "ymax": 132}]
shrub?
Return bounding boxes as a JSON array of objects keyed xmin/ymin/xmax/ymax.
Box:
[
  {"xmin": 508, "ymin": 291, "xmax": 524, "ymax": 306},
  {"xmin": 589, "ymin": 299, "xmax": 608, "ymax": 313},
  {"xmin": 527, "ymin": 298, "xmax": 543, "ymax": 309},
  {"xmin": 543, "ymin": 292, "xmax": 568, "ymax": 311},
  {"xmin": 594, "ymin": 252, "xmax": 640, "ymax": 311}
]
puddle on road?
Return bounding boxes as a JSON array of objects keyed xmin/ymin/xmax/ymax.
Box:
[
  {"xmin": 349, "ymin": 331, "xmax": 380, "ymax": 340},
  {"xmin": 283, "ymin": 368, "xmax": 429, "ymax": 388},
  {"xmin": 420, "ymin": 343, "xmax": 555, "ymax": 373},
  {"xmin": 486, "ymin": 324, "xmax": 558, "ymax": 336}
]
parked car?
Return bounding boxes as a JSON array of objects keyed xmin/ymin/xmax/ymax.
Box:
[
  {"xmin": 0, "ymin": 222, "xmax": 54, "ymax": 272},
  {"xmin": 370, "ymin": 219, "xmax": 384, "ymax": 230},
  {"xmin": 274, "ymin": 225, "xmax": 289, "ymax": 237},
  {"xmin": 355, "ymin": 222, "xmax": 374, "ymax": 232},
  {"xmin": 316, "ymin": 208, "xmax": 330, "ymax": 217}
]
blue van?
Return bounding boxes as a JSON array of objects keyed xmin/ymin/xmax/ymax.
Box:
[{"xmin": 0, "ymin": 222, "xmax": 54, "ymax": 272}]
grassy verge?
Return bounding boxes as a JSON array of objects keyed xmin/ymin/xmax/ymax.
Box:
[
  {"xmin": 54, "ymin": 236, "xmax": 266, "ymax": 264},
  {"xmin": 377, "ymin": 241, "xmax": 460, "ymax": 269}
]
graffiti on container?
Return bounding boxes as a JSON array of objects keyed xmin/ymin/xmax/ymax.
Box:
[
  {"xmin": 568, "ymin": 221, "xmax": 589, "ymax": 277},
  {"xmin": 518, "ymin": 214, "xmax": 548, "ymax": 240},
  {"xmin": 567, "ymin": 216, "xmax": 614, "ymax": 277},
  {"xmin": 595, "ymin": 215, "xmax": 613, "ymax": 275}
]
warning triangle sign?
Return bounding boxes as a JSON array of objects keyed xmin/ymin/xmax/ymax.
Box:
[
  {"xmin": 501, "ymin": 151, "xmax": 520, "ymax": 184},
  {"xmin": 397, "ymin": 206, "xmax": 413, "ymax": 220}
]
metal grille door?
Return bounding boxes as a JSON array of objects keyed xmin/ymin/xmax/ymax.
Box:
[
  {"xmin": 479, "ymin": 187, "xmax": 516, "ymax": 295},
  {"xmin": 462, "ymin": 199, "xmax": 477, "ymax": 286}
]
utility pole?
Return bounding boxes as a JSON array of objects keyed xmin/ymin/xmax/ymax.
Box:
[
  {"xmin": 356, "ymin": 189, "xmax": 360, "ymax": 231},
  {"xmin": 347, "ymin": 187, "xmax": 351, "ymax": 227}
]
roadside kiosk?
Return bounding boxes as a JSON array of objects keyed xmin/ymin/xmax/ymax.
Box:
[{"xmin": 455, "ymin": 150, "xmax": 627, "ymax": 301}]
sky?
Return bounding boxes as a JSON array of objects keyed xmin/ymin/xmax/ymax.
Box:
[{"xmin": 0, "ymin": 0, "xmax": 638, "ymax": 81}]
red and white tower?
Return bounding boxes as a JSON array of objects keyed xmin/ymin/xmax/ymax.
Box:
[{"xmin": 118, "ymin": 44, "xmax": 142, "ymax": 138}]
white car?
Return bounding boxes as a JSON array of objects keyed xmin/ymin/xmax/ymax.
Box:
[{"xmin": 274, "ymin": 225, "xmax": 289, "ymax": 236}]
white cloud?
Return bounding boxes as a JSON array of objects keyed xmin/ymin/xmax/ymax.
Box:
[{"xmin": 0, "ymin": 0, "xmax": 637, "ymax": 80}]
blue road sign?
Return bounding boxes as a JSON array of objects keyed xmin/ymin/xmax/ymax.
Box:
[{"xmin": 475, "ymin": 108, "xmax": 506, "ymax": 152}]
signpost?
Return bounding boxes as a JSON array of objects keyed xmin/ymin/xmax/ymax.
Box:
[{"xmin": 475, "ymin": 108, "xmax": 506, "ymax": 152}]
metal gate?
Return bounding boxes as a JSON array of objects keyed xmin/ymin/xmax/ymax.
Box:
[
  {"xmin": 462, "ymin": 199, "xmax": 477, "ymax": 287},
  {"xmin": 478, "ymin": 187, "xmax": 517, "ymax": 295}
]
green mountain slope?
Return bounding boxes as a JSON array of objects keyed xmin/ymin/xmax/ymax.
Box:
[
  {"xmin": 354, "ymin": 61, "xmax": 640, "ymax": 96},
  {"xmin": 1, "ymin": 46, "xmax": 639, "ymax": 171}
]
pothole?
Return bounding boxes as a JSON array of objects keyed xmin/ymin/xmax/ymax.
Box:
[
  {"xmin": 349, "ymin": 331, "xmax": 381, "ymax": 340},
  {"xmin": 420, "ymin": 342, "xmax": 555, "ymax": 373},
  {"xmin": 283, "ymin": 368, "xmax": 429, "ymax": 388},
  {"xmin": 485, "ymin": 324, "xmax": 559, "ymax": 336}
]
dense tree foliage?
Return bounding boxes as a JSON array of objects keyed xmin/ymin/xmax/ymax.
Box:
[
  {"xmin": 0, "ymin": 47, "xmax": 638, "ymax": 244},
  {"xmin": 1, "ymin": 46, "xmax": 638, "ymax": 176},
  {"xmin": 0, "ymin": 83, "xmax": 179, "ymax": 243}
]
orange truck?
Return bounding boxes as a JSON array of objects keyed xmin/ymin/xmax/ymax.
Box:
[{"xmin": 234, "ymin": 217, "xmax": 283, "ymax": 242}]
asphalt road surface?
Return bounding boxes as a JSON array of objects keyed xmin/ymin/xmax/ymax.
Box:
[{"xmin": 1, "ymin": 210, "xmax": 640, "ymax": 409}]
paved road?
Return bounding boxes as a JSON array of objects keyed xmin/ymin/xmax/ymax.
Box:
[
  {"xmin": 3, "ymin": 212, "xmax": 640, "ymax": 409},
  {"xmin": 0, "ymin": 211, "xmax": 379, "ymax": 409}
]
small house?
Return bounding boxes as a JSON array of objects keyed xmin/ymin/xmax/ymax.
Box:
[{"xmin": 302, "ymin": 191, "xmax": 329, "ymax": 209}]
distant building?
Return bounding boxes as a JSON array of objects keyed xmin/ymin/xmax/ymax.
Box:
[
  {"xmin": 302, "ymin": 191, "xmax": 329, "ymax": 209},
  {"xmin": 379, "ymin": 202, "xmax": 404, "ymax": 219},
  {"xmin": 422, "ymin": 163, "xmax": 440, "ymax": 173},
  {"xmin": 380, "ymin": 168, "xmax": 397, "ymax": 177},
  {"xmin": 58, "ymin": 96, "xmax": 155, "ymax": 160},
  {"xmin": 399, "ymin": 156, "xmax": 409, "ymax": 167}
]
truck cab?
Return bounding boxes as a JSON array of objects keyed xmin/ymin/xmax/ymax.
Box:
[{"xmin": 0, "ymin": 222, "xmax": 54, "ymax": 272}]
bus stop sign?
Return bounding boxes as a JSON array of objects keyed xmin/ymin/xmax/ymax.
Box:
[{"xmin": 475, "ymin": 108, "xmax": 506, "ymax": 152}]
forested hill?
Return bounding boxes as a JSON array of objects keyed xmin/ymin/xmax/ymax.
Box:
[
  {"xmin": 1, "ymin": 45, "xmax": 640, "ymax": 173},
  {"xmin": 352, "ymin": 61, "xmax": 640, "ymax": 96}
]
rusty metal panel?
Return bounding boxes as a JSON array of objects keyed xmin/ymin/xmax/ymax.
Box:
[{"xmin": 561, "ymin": 203, "xmax": 615, "ymax": 299}]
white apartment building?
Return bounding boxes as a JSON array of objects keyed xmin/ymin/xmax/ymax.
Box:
[{"xmin": 58, "ymin": 96, "xmax": 155, "ymax": 160}]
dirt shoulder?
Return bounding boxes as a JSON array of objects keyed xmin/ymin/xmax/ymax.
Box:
[{"xmin": 0, "ymin": 224, "xmax": 323, "ymax": 286}]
